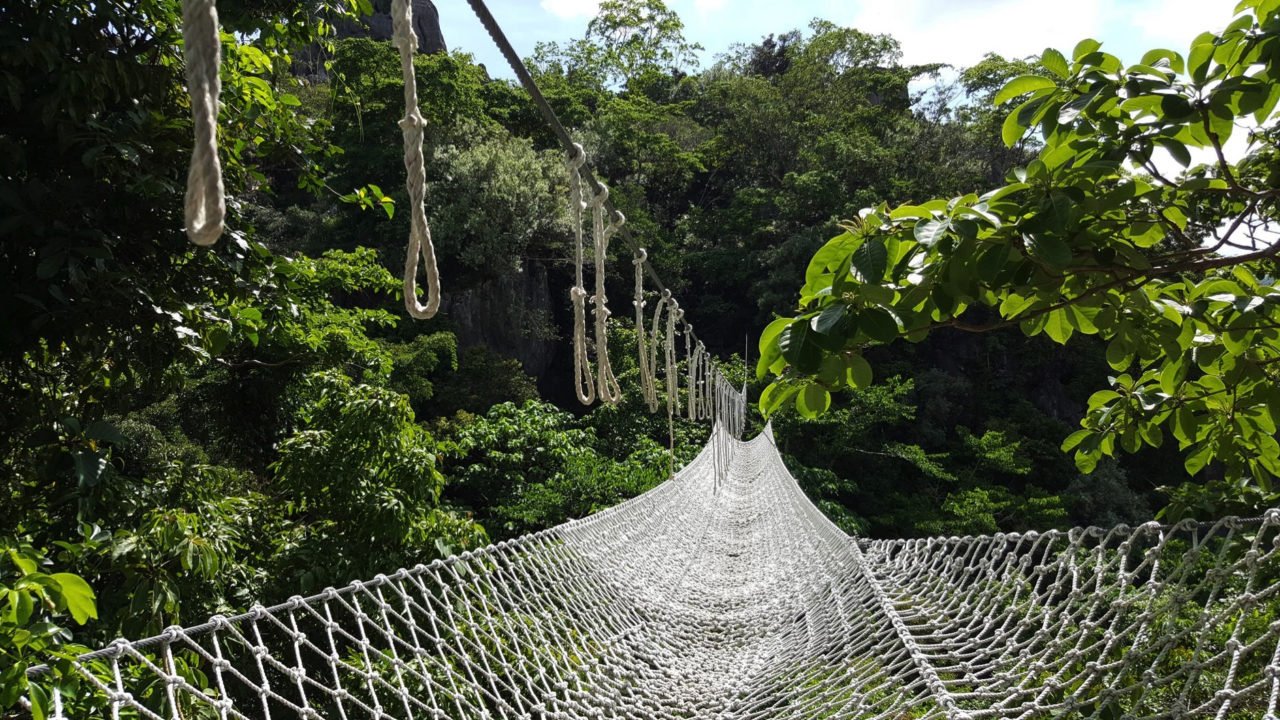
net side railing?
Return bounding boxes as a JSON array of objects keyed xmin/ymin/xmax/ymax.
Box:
[{"xmin": 861, "ymin": 512, "xmax": 1280, "ymax": 720}]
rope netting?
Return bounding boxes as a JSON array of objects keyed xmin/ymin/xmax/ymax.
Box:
[{"xmin": 37, "ymin": 424, "xmax": 1280, "ymax": 719}]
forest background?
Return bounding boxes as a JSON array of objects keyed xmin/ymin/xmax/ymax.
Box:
[{"xmin": 2, "ymin": 0, "xmax": 1275, "ymax": 702}]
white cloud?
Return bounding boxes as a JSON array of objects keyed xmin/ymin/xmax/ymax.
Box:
[
  {"xmin": 540, "ymin": 0, "xmax": 600, "ymax": 20},
  {"xmin": 839, "ymin": 0, "xmax": 1105, "ymax": 68},
  {"xmin": 692, "ymin": 0, "xmax": 728, "ymax": 14},
  {"xmin": 826, "ymin": 0, "xmax": 1237, "ymax": 69}
]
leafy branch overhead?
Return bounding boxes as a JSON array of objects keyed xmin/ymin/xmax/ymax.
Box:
[{"xmin": 759, "ymin": 0, "xmax": 1280, "ymax": 497}]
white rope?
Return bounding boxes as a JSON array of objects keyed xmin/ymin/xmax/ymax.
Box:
[
  {"xmin": 566, "ymin": 144, "xmax": 595, "ymax": 405},
  {"xmin": 634, "ymin": 249, "xmax": 659, "ymax": 413},
  {"xmin": 694, "ymin": 349, "xmax": 704, "ymax": 421},
  {"xmin": 44, "ymin": 429, "xmax": 1280, "ymax": 720},
  {"xmin": 708, "ymin": 361, "xmax": 717, "ymax": 423},
  {"xmin": 691, "ymin": 335, "xmax": 701, "ymax": 420},
  {"xmin": 590, "ymin": 187, "xmax": 623, "ymax": 405},
  {"xmin": 181, "ymin": 0, "xmax": 225, "ymax": 246},
  {"xmin": 666, "ymin": 299, "xmax": 682, "ymax": 419},
  {"xmin": 683, "ymin": 324, "xmax": 696, "ymax": 422},
  {"xmin": 646, "ymin": 289, "xmax": 667, "ymax": 414},
  {"xmin": 394, "ymin": 0, "xmax": 442, "ymax": 320}
]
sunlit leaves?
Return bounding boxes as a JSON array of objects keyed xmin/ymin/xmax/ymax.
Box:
[
  {"xmin": 340, "ymin": 183, "xmax": 397, "ymax": 219},
  {"xmin": 759, "ymin": 3, "xmax": 1280, "ymax": 507},
  {"xmin": 994, "ymin": 75, "xmax": 1056, "ymax": 105},
  {"xmin": 2, "ymin": 542, "xmax": 97, "ymax": 715}
]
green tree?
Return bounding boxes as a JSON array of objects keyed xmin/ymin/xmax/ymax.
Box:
[
  {"xmin": 272, "ymin": 370, "xmax": 486, "ymax": 589},
  {"xmin": 0, "ymin": 540, "xmax": 97, "ymax": 718},
  {"xmin": 533, "ymin": 0, "xmax": 702, "ymax": 89},
  {"xmin": 586, "ymin": 0, "xmax": 702, "ymax": 85},
  {"xmin": 444, "ymin": 400, "xmax": 670, "ymax": 538},
  {"xmin": 758, "ymin": 2, "xmax": 1280, "ymax": 517}
]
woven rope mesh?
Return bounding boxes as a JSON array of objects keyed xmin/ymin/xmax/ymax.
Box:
[{"xmin": 49, "ymin": 424, "xmax": 1280, "ymax": 719}]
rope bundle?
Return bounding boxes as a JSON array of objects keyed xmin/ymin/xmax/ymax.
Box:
[
  {"xmin": 392, "ymin": 0, "xmax": 442, "ymax": 319},
  {"xmin": 687, "ymin": 338, "xmax": 702, "ymax": 422},
  {"xmin": 666, "ymin": 299, "xmax": 683, "ymax": 419},
  {"xmin": 634, "ymin": 249, "xmax": 661, "ymax": 413},
  {"xmin": 566, "ymin": 145, "xmax": 596, "ymax": 405},
  {"xmin": 647, "ymin": 288, "xmax": 668, "ymax": 414},
  {"xmin": 591, "ymin": 187, "xmax": 623, "ymax": 405},
  {"xmin": 565, "ymin": 145, "xmax": 626, "ymax": 405},
  {"xmin": 181, "ymin": 0, "xmax": 225, "ymax": 246}
]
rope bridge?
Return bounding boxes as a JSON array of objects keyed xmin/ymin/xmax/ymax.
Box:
[{"xmin": 40, "ymin": 424, "xmax": 1280, "ymax": 719}]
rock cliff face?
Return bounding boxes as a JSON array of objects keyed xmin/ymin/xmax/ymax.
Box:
[
  {"xmin": 335, "ymin": 0, "xmax": 447, "ymax": 54},
  {"xmin": 439, "ymin": 261, "xmax": 561, "ymax": 380}
]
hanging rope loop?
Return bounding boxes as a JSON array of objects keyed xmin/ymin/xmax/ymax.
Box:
[
  {"xmin": 645, "ymin": 288, "xmax": 667, "ymax": 414},
  {"xmin": 393, "ymin": 0, "xmax": 442, "ymax": 320},
  {"xmin": 590, "ymin": 181, "xmax": 621, "ymax": 404},
  {"xmin": 634, "ymin": 248, "xmax": 659, "ymax": 412},
  {"xmin": 181, "ymin": 0, "xmax": 225, "ymax": 247},
  {"xmin": 566, "ymin": 144, "xmax": 595, "ymax": 404},
  {"xmin": 666, "ymin": 299, "xmax": 683, "ymax": 418}
]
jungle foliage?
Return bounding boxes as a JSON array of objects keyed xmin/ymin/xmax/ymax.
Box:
[{"xmin": 1, "ymin": 0, "xmax": 1271, "ymax": 712}]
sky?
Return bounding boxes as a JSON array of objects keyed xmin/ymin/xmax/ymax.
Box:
[{"xmin": 437, "ymin": 0, "xmax": 1241, "ymax": 77}]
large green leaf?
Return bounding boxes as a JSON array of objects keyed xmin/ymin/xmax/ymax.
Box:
[
  {"xmin": 759, "ymin": 383, "xmax": 800, "ymax": 416},
  {"xmin": 814, "ymin": 304, "xmax": 849, "ymax": 336},
  {"xmin": 51, "ymin": 573, "xmax": 97, "ymax": 624},
  {"xmin": 846, "ymin": 354, "xmax": 872, "ymax": 389},
  {"xmin": 851, "ymin": 238, "xmax": 888, "ymax": 282},
  {"xmin": 994, "ymin": 75, "xmax": 1057, "ymax": 105},
  {"xmin": 914, "ymin": 219, "xmax": 950, "ymax": 246},
  {"xmin": 1040, "ymin": 48, "xmax": 1070, "ymax": 78},
  {"xmin": 796, "ymin": 384, "xmax": 831, "ymax": 419},
  {"xmin": 858, "ymin": 308, "xmax": 899, "ymax": 343},
  {"xmin": 1044, "ymin": 309, "xmax": 1074, "ymax": 343},
  {"xmin": 1026, "ymin": 235, "xmax": 1072, "ymax": 269},
  {"xmin": 779, "ymin": 320, "xmax": 822, "ymax": 373}
]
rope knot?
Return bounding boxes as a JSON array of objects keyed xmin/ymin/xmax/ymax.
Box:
[
  {"xmin": 589, "ymin": 183, "xmax": 610, "ymax": 208},
  {"xmin": 398, "ymin": 113, "xmax": 426, "ymax": 130},
  {"xmin": 566, "ymin": 142, "xmax": 587, "ymax": 170},
  {"xmin": 181, "ymin": 0, "xmax": 225, "ymax": 247},
  {"xmin": 605, "ymin": 209, "xmax": 626, "ymax": 239}
]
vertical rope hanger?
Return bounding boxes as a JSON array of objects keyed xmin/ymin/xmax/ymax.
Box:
[
  {"xmin": 393, "ymin": 0, "xmax": 442, "ymax": 319},
  {"xmin": 701, "ymin": 343, "xmax": 711, "ymax": 421},
  {"xmin": 706, "ymin": 356, "xmax": 716, "ymax": 420},
  {"xmin": 664, "ymin": 293, "xmax": 680, "ymax": 476},
  {"xmin": 566, "ymin": 145, "xmax": 596, "ymax": 405},
  {"xmin": 181, "ymin": 0, "xmax": 225, "ymax": 246},
  {"xmin": 668, "ymin": 301, "xmax": 683, "ymax": 419},
  {"xmin": 647, "ymin": 289, "xmax": 667, "ymax": 413},
  {"xmin": 683, "ymin": 324, "xmax": 697, "ymax": 422},
  {"xmin": 690, "ymin": 341, "xmax": 708, "ymax": 422},
  {"xmin": 592, "ymin": 188, "xmax": 624, "ymax": 405},
  {"xmin": 634, "ymin": 249, "xmax": 660, "ymax": 412}
]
